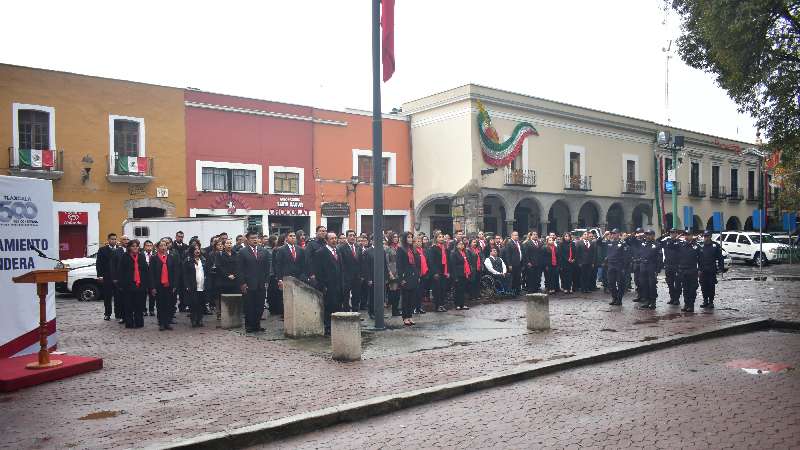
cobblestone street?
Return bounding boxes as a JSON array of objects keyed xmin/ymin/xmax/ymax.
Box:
[
  {"xmin": 266, "ymin": 330, "xmax": 800, "ymax": 450},
  {"xmin": 0, "ymin": 264, "xmax": 798, "ymax": 449}
]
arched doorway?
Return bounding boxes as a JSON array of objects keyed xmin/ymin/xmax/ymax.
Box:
[
  {"xmin": 632, "ymin": 203, "xmax": 652, "ymax": 229},
  {"xmin": 418, "ymin": 198, "xmax": 453, "ymax": 236},
  {"xmin": 692, "ymin": 215, "xmax": 703, "ymax": 232},
  {"xmin": 664, "ymin": 213, "xmax": 682, "ymax": 230},
  {"xmin": 514, "ymin": 198, "xmax": 542, "ymax": 235},
  {"xmin": 706, "ymin": 216, "xmax": 715, "ymax": 231},
  {"xmin": 483, "ymin": 195, "xmax": 506, "ymax": 235},
  {"xmin": 726, "ymin": 216, "xmax": 741, "ymax": 231},
  {"xmin": 577, "ymin": 202, "xmax": 600, "ymax": 228},
  {"xmin": 547, "ymin": 200, "xmax": 571, "ymax": 234},
  {"xmin": 744, "ymin": 216, "xmax": 754, "ymax": 231},
  {"xmin": 606, "ymin": 203, "xmax": 624, "ymax": 231}
]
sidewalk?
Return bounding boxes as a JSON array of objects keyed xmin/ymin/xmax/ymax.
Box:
[{"xmin": 1, "ymin": 267, "xmax": 798, "ymax": 449}]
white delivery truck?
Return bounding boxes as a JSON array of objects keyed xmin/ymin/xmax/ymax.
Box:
[{"xmin": 122, "ymin": 216, "xmax": 249, "ymax": 247}]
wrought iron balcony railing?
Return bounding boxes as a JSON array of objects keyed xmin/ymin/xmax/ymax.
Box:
[
  {"xmin": 564, "ymin": 175, "xmax": 591, "ymax": 191},
  {"xmin": 504, "ymin": 168, "xmax": 536, "ymax": 186},
  {"xmin": 689, "ymin": 183, "xmax": 706, "ymax": 197},
  {"xmin": 622, "ymin": 179, "xmax": 646, "ymax": 194},
  {"xmin": 8, "ymin": 147, "xmax": 64, "ymax": 180}
]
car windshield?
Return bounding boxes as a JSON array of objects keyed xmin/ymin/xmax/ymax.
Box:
[{"xmin": 747, "ymin": 234, "xmax": 776, "ymax": 244}]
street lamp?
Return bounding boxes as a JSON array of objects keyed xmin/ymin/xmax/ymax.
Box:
[
  {"xmin": 740, "ymin": 147, "xmax": 769, "ymax": 273},
  {"xmin": 657, "ymin": 131, "xmax": 685, "ymax": 231}
]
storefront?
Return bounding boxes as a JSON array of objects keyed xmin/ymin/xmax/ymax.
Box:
[
  {"xmin": 54, "ymin": 202, "xmax": 100, "ymax": 259},
  {"xmin": 267, "ymin": 196, "xmax": 312, "ymax": 236},
  {"xmin": 320, "ymin": 202, "xmax": 351, "ymax": 235}
]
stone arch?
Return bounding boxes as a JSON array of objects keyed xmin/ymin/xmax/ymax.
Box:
[
  {"xmin": 631, "ymin": 203, "xmax": 653, "ymax": 229},
  {"xmin": 414, "ymin": 192, "xmax": 454, "ymax": 219},
  {"xmin": 726, "ymin": 216, "xmax": 741, "ymax": 231},
  {"xmin": 692, "ymin": 214, "xmax": 703, "ymax": 232},
  {"xmin": 547, "ymin": 200, "xmax": 571, "ymax": 234},
  {"xmin": 124, "ymin": 198, "xmax": 175, "ymax": 218},
  {"xmin": 482, "ymin": 194, "xmax": 508, "ymax": 235},
  {"xmin": 706, "ymin": 216, "xmax": 715, "ymax": 231},
  {"xmin": 577, "ymin": 201, "xmax": 601, "ymax": 228},
  {"xmin": 416, "ymin": 192, "xmax": 454, "ymax": 236},
  {"xmin": 744, "ymin": 216, "xmax": 754, "ymax": 231},
  {"xmin": 665, "ymin": 213, "xmax": 682, "ymax": 230},
  {"xmin": 606, "ymin": 202, "xmax": 625, "ymax": 231},
  {"xmin": 514, "ymin": 196, "xmax": 544, "ymax": 235}
]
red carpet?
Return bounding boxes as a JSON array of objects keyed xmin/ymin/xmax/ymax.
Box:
[{"xmin": 0, "ymin": 354, "xmax": 103, "ymax": 392}]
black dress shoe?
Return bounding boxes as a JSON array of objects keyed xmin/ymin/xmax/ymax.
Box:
[
  {"xmin": 165, "ymin": 325, "xmax": 174, "ymax": 330},
  {"xmin": 667, "ymin": 300, "xmax": 680, "ymax": 305},
  {"xmin": 699, "ymin": 302, "xmax": 709, "ymax": 309},
  {"xmin": 681, "ymin": 306, "xmax": 694, "ymax": 313},
  {"xmin": 149, "ymin": 311, "xmax": 156, "ymax": 316},
  {"xmin": 159, "ymin": 326, "xmax": 166, "ymax": 331},
  {"xmin": 104, "ymin": 315, "xmax": 110, "ymax": 321},
  {"xmin": 707, "ymin": 302, "xmax": 715, "ymax": 309},
  {"xmin": 632, "ymin": 297, "xmax": 641, "ymax": 303}
]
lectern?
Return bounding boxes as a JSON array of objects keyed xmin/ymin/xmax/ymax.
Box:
[{"xmin": 12, "ymin": 269, "xmax": 68, "ymax": 369}]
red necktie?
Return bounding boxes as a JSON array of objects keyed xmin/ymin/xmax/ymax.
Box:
[
  {"xmin": 351, "ymin": 244, "xmax": 356, "ymax": 257},
  {"xmin": 332, "ymin": 248, "xmax": 338, "ymax": 261},
  {"xmin": 290, "ymin": 246, "xmax": 296, "ymax": 260},
  {"xmin": 251, "ymin": 246, "xmax": 257, "ymax": 258}
]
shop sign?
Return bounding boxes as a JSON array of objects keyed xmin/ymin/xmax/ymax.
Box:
[
  {"xmin": 269, "ymin": 197, "xmax": 309, "ymax": 216},
  {"xmin": 58, "ymin": 211, "xmax": 88, "ymax": 225},
  {"xmin": 268, "ymin": 208, "xmax": 310, "ymax": 216},
  {"xmin": 276, "ymin": 197, "xmax": 304, "ymax": 208},
  {"xmin": 321, "ymin": 202, "xmax": 350, "ymax": 217},
  {"xmin": 210, "ymin": 194, "xmax": 252, "ymax": 215},
  {"xmin": 156, "ymin": 186, "xmax": 169, "ymax": 198}
]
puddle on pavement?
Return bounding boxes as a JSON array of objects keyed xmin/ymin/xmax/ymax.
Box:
[
  {"xmin": 725, "ymin": 276, "xmax": 800, "ymax": 282},
  {"xmin": 725, "ymin": 358, "xmax": 794, "ymax": 375},
  {"xmin": 600, "ymin": 328, "xmax": 618, "ymax": 332},
  {"xmin": 641, "ymin": 336, "xmax": 658, "ymax": 341},
  {"xmin": 547, "ymin": 353, "xmax": 576, "ymax": 360},
  {"xmin": 79, "ymin": 410, "xmax": 122, "ymax": 420},
  {"xmin": 633, "ymin": 313, "xmax": 684, "ymax": 325}
]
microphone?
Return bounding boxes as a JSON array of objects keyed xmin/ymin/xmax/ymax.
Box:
[{"xmin": 31, "ymin": 246, "xmax": 65, "ymax": 268}]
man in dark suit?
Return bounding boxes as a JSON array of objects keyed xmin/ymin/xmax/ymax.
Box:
[
  {"xmin": 112, "ymin": 235, "xmax": 129, "ymax": 323},
  {"xmin": 236, "ymin": 231, "xmax": 271, "ymax": 333},
  {"xmin": 171, "ymin": 231, "xmax": 189, "ymax": 312},
  {"xmin": 502, "ymin": 231, "xmax": 523, "ymax": 294},
  {"xmin": 337, "ymin": 230, "xmax": 362, "ymax": 312},
  {"xmin": 306, "ymin": 225, "xmax": 328, "ymax": 287},
  {"xmin": 313, "ymin": 232, "xmax": 343, "ymax": 335},
  {"xmin": 576, "ymin": 232, "xmax": 597, "ymax": 293},
  {"xmin": 523, "ymin": 232, "xmax": 544, "ymax": 293},
  {"xmin": 275, "ymin": 231, "xmax": 308, "ymax": 287},
  {"xmin": 358, "ymin": 236, "xmax": 376, "ymax": 316},
  {"xmin": 96, "ymin": 233, "xmax": 119, "ymax": 321}
]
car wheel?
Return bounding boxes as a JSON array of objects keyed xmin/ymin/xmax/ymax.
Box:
[
  {"xmin": 74, "ymin": 282, "xmax": 100, "ymax": 302},
  {"xmin": 752, "ymin": 252, "xmax": 769, "ymax": 266}
]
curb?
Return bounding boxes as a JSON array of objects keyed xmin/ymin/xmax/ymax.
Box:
[{"xmin": 154, "ymin": 317, "xmax": 782, "ymax": 450}]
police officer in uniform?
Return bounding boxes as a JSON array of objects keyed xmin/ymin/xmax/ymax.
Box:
[
  {"xmin": 603, "ymin": 229, "xmax": 629, "ymax": 306},
  {"xmin": 676, "ymin": 231, "xmax": 702, "ymax": 312},
  {"xmin": 637, "ymin": 229, "xmax": 663, "ymax": 309},
  {"xmin": 699, "ymin": 230, "xmax": 725, "ymax": 309},
  {"xmin": 628, "ymin": 228, "xmax": 645, "ymax": 302},
  {"xmin": 661, "ymin": 228, "xmax": 682, "ymax": 305}
]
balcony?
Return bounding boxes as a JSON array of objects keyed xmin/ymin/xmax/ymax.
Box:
[
  {"xmin": 689, "ymin": 183, "xmax": 706, "ymax": 198},
  {"xmin": 564, "ymin": 175, "xmax": 591, "ymax": 191},
  {"xmin": 8, "ymin": 147, "xmax": 64, "ymax": 180},
  {"xmin": 504, "ymin": 168, "xmax": 536, "ymax": 186},
  {"xmin": 622, "ymin": 179, "xmax": 646, "ymax": 194},
  {"xmin": 107, "ymin": 154, "xmax": 154, "ymax": 184},
  {"xmin": 710, "ymin": 185, "xmax": 727, "ymax": 199},
  {"xmin": 746, "ymin": 190, "xmax": 758, "ymax": 202},
  {"xmin": 664, "ymin": 181, "xmax": 681, "ymax": 195},
  {"xmin": 727, "ymin": 188, "xmax": 743, "ymax": 201}
]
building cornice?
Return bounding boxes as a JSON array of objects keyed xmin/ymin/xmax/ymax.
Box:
[{"xmin": 185, "ymin": 101, "xmax": 347, "ymax": 126}]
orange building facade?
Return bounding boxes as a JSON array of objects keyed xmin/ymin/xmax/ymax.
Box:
[{"xmin": 312, "ymin": 109, "xmax": 412, "ymax": 235}]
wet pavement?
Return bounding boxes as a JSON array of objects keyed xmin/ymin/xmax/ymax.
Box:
[
  {"xmin": 263, "ymin": 330, "xmax": 800, "ymax": 450},
  {"xmin": 0, "ymin": 263, "xmax": 798, "ymax": 449}
]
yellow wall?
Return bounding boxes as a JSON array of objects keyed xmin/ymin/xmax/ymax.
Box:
[{"xmin": 0, "ymin": 64, "xmax": 187, "ymax": 238}]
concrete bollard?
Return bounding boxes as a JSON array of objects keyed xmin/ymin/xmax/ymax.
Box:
[
  {"xmin": 331, "ymin": 312, "xmax": 362, "ymax": 361},
  {"xmin": 220, "ymin": 293, "xmax": 244, "ymax": 329},
  {"xmin": 526, "ymin": 293, "xmax": 550, "ymax": 331},
  {"xmin": 283, "ymin": 276, "xmax": 325, "ymax": 337}
]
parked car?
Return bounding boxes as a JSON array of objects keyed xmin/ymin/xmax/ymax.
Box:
[
  {"xmin": 717, "ymin": 231, "xmax": 790, "ymax": 265},
  {"xmin": 54, "ymin": 254, "xmax": 101, "ymax": 302}
]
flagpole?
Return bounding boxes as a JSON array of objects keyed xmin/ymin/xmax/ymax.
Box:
[{"xmin": 371, "ymin": 0, "xmax": 385, "ymax": 329}]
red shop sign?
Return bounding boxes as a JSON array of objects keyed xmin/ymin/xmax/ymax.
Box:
[{"xmin": 59, "ymin": 211, "xmax": 88, "ymax": 225}]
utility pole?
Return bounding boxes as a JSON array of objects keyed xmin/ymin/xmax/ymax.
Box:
[
  {"xmin": 657, "ymin": 131, "xmax": 683, "ymax": 230},
  {"xmin": 741, "ymin": 147, "xmax": 768, "ymax": 274},
  {"xmin": 371, "ymin": 0, "xmax": 385, "ymax": 329}
]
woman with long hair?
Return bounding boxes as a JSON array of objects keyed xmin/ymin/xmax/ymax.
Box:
[
  {"xmin": 468, "ymin": 238, "xmax": 483, "ymax": 300},
  {"xmin": 414, "ymin": 235, "xmax": 429, "ymax": 314},
  {"xmin": 396, "ymin": 231, "xmax": 420, "ymax": 326},
  {"xmin": 449, "ymin": 240, "xmax": 471, "ymax": 311},
  {"xmin": 385, "ymin": 232, "xmax": 400, "ymax": 316},
  {"xmin": 215, "ymin": 238, "xmax": 239, "ymax": 320},
  {"xmin": 184, "ymin": 246, "xmax": 209, "ymax": 327},
  {"xmin": 545, "ymin": 237, "xmax": 560, "ymax": 294},
  {"xmin": 117, "ymin": 239, "xmax": 151, "ymax": 328}
]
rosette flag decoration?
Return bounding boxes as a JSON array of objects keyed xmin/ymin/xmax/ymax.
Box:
[{"xmin": 477, "ymin": 100, "xmax": 539, "ymax": 166}]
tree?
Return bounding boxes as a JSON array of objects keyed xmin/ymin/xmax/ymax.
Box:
[{"xmin": 671, "ymin": 0, "xmax": 800, "ymax": 173}]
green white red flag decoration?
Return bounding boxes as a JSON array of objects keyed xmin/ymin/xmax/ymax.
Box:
[
  {"xmin": 117, "ymin": 156, "xmax": 148, "ymax": 174},
  {"xmin": 477, "ymin": 100, "xmax": 539, "ymax": 167},
  {"xmin": 18, "ymin": 149, "xmax": 54, "ymax": 168}
]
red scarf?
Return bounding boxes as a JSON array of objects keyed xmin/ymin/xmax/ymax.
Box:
[
  {"xmin": 405, "ymin": 246, "xmax": 415, "ymax": 265},
  {"xmin": 471, "ymin": 247, "xmax": 481, "ymax": 271},
  {"xmin": 568, "ymin": 243, "xmax": 573, "ymax": 261},
  {"xmin": 439, "ymin": 243, "xmax": 448, "ymax": 276},
  {"xmin": 550, "ymin": 246, "xmax": 557, "ymax": 266},
  {"xmin": 460, "ymin": 250, "xmax": 471, "ymax": 278},
  {"xmin": 416, "ymin": 247, "xmax": 428, "ymax": 276},
  {"xmin": 132, "ymin": 252, "xmax": 141, "ymax": 288},
  {"xmin": 158, "ymin": 253, "xmax": 169, "ymax": 287}
]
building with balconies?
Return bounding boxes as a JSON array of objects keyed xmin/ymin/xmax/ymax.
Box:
[{"xmin": 0, "ymin": 64, "xmax": 186, "ymax": 258}]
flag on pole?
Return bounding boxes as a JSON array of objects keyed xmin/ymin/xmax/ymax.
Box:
[
  {"xmin": 381, "ymin": 0, "xmax": 395, "ymax": 82},
  {"xmin": 117, "ymin": 156, "xmax": 148, "ymax": 174},
  {"xmin": 18, "ymin": 149, "xmax": 54, "ymax": 168}
]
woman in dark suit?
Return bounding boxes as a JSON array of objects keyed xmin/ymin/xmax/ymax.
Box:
[
  {"xmin": 117, "ymin": 239, "xmax": 151, "ymax": 329},
  {"xmin": 449, "ymin": 240, "xmax": 471, "ymax": 311},
  {"xmin": 396, "ymin": 231, "xmax": 420, "ymax": 326},
  {"xmin": 468, "ymin": 238, "xmax": 483, "ymax": 300},
  {"xmin": 184, "ymin": 246, "xmax": 210, "ymax": 327},
  {"xmin": 414, "ymin": 235, "xmax": 429, "ymax": 314}
]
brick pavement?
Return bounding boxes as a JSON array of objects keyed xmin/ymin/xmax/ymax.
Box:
[
  {"xmin": 0, "ymin": 264, "xmax": 798, "ymax": 449},
  {"xmin": 264, "ymin": 330, "xmax": 800, "ymax": 450}
]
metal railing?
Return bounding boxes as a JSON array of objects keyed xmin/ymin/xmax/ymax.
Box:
[
  {"xmin": 504, "ymin": 168, "xmax": 536, "ymax": 186},
  {"xmin": 746, "ymin": 190, "xmax": 758, "ymax": 202},
  {"xmin": 710, "ymin": 185, "xmax": 727, "ymax": 199},
  {"xmin": 622, "ymin": 179, "xmax": 646, "ymax": 194},
  {"xmin": 689, "ymin": 183, "xmax": 706, "ymax": 197},
  {"xmin": 8, "ymin": 146, "xmax": 64, "ymax": 172},
  {"xmin": 564, "ymin": 175, "xmax": 591, "ymax": 191},
  {"xmin": 727, "ymin": 188, "xmax": 743, "ymax": 201},
  {"xmin": 109, "ymin": 154, "xmax": 154, "ymax": 177}
]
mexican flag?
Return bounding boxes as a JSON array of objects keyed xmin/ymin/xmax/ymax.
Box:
[
  {"xmin": 117, "ymin": 156, "xmax": 148, "ymax": 174},
  {"xmin": 18, "ymin": 149, "xmax": 54, "ymax": 168}
]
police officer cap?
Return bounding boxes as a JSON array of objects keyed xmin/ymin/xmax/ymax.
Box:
[
  {"xmin": 669, "ymin": 227, "xmax": 679, "ymax": 233},
  {"xmin": 611, "ymin": 228, "xmax": 620, "ymax": 234},
  {"xmin": 645, "ymin": 229, "xmax": 655, "ymax": 235},
  {"xmin": 702, "ymin": 230, "xmax": 713, "ymax": 237},
  {"xmin": 635, "ymin": 227, "xmax": 644, "ymax": 233}
]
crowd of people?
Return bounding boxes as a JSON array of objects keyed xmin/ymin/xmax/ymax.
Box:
[{"xmin": 94, "ymin": 223, "xmax": 726, "ymax": 335}]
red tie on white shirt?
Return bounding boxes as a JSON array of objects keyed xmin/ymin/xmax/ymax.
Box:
[
  {"xmin": 332, "ymin": 247, "xmax": 338, "ymax": 261},
  {"xmin": 290, "ymin": 245, "xmax": 296, "ymax": 260},
  {"xmin": 251, "ymin": 246, "xmax": 258, "ymax": 258},
  {"xmin": 351, "ymin": 244, "xmax": 356, "ymax": 257}
]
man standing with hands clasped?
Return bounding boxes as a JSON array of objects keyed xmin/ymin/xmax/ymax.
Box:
[{"xmin": 236, "ymin": 231, "xmax": 271, "ymax": 333}]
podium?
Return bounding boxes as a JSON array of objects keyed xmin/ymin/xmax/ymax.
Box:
[{"xmin": 12, "ymin": 269, "xmax": 68, "ymax": 369}]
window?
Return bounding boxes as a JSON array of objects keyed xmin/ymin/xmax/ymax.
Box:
[
  {"xmin": 725, "ymin": 234, "xmax": 738, "ymax": 243},
  {"xmin": 665, "ymin": 157, "xmax": 673, "ymax": 171},
  {"xmin": 273, "ymin": 172, "xmax": 299, "ymax": 194},
  {"xmin": 569, "ymin": 152, "xmax": 581, "ymax": 177},
  {"xmin": 201, "ymin": 167, "xmax": 256, "ymax": 192},
  {"xmin": 747, "ymin": 170, "xmax": 755, "ymax": 197},
  {"xmin": 690, "ymin": 162, "xmax": 700, "ymax": 187},
  {"xmin": 114, "ymin": 119, "xmax": 140, "ymax": 157},
  {"xmin": 133, "ymin": 226, "xmax": 150, "ymax": 238},
  {"xmin": 737, "ymin": 235, "xmax": 750, "ymax": 244},
  {"xmin": 357, "ymin": 155, "xmax": 389, "ymax": 184},
  {"xmin": 626, "ymin": 160, "xmax": 636, "ymax": 181},
  {"xmin": 730, "ymin": 168, "xmax": 739, "ymax": 192},
  {"xmin": 18, "ymin": 110, "xmax": 50, "ymax": 150},
  {"xmin": 711, "ymin": 165, "xmax": 720, "ymax": 190}
]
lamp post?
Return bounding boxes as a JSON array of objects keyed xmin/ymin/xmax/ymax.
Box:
[
  {"xmin": 657, "ymin": 131, "xmax": 684, "ymax": 230},
  {"xmin": 741, "ymin": 147, "xmax": 769, "ymax": 273}
]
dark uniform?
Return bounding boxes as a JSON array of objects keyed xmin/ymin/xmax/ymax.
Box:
[
  {"xmin": 661, "ymin": 231, "xmax": 681, "ymax": 305},
  {"xmin": 699, "ymin": 232, "xmax": 725, "ymax": 308},
  {"xmin": 627, "ymin": 230, "xmax": 644, "ymax": 301},
  {"xmin": 637, "ymin": 230, "xmax": 663, "ymax": 309},
  {"xmin": 676, "ymin": 236, "xmax": 702, "ymax": 312},
  {"xmin": 603, "ymin": 230, "xmax": 630, "ymax": 305}
]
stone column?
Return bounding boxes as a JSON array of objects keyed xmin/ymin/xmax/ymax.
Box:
[
  {"xmin": 506, "ymin": 220, "xmax": 516, "ymax": 236},
  {"xmin": 220, "ymin": 293, "xmax": 243, "ymax": 329},
  {"xmin": 331, "ymin": 312, "xmax": 362, "ymax": 361},
  {"xmin": 283, "ymin": 276, "xmax": 325, "ymax": 337},
  {"xmin": 526, "ymin": 293, "xmax": 550, "ymax": 331}
]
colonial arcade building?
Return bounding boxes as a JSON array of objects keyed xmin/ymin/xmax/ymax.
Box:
[{"xmin": 405, "ymin": 84, "xmax": 757, "ymax": 236}]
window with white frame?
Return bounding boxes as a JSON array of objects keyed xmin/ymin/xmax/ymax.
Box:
[
  {"xmin": 201, "ymin": 167, "xmax": 256, "ymax": 192},
  {"xmin": 352, "ymin": 149, "xmax": 397, "ymax": 185},
  {"xmin": 273, "ymin": 172, "xmax": 300, "ymax": 194},
  {"xmin": 13, "ymin": 103, "xmax": 56, "ymax": 155},
  {"xmin": 114, "ymin": 120, "xmax": 140, "ymax": 158}
]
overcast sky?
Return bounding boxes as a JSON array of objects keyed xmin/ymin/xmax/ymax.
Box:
[{"xmin": 0, "ymin": 0, "xmax": 756, "ymax": 143}]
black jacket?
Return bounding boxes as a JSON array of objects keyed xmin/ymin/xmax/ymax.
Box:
[
  {"xmin": 95, "ymin": 245, "xmax": 118, "ymax": 280},
  {"xmin": 575, "ymin": 240, "xmax": 596, "ymax": 266},
  {"xmin": 557, "ymin": 241, "xmax": 577, "ymax": 267},
  {"xmin": 428, "ymin": 244, "xmax": 449, "ymax": 277},
  {"xmin": 676, "ymin": 241, "xmax": 702, "ymax": 270},
  {"xmin": 640, "ymin": 240, "xmax": 664, "ymax": 273},
  {"xmin": 449, "ymin": 249, "xmax": 470, "ymax": 281},
  {"xmin": 360, "ymin": 246, "xmax": 377, "ymax": 283},
  {"xmin": 502, "ymin": 240, "xmax": 523, "ymax": 268},
  {"xmin": 235, "ymin": 245, "xmax": 271, "ymax": 290},
  {"xmin": 337, "ymin": 242, "xmax": 362, "ymax": 284},
  {"xmin": 305, "ymin": 238, "xmax": 327, "ymax": 277},
  {"xmin": 149, "ymin": 252, "xmax": 181, "ymax": 290},
  {"xmin": 700, "ymin": 241, "xmax": 725, "ymax": 273},
  {"xmin": 171, "ymin": 241, "xmax": 190, "ymax": 262},
  {"xmin": 274, "ymin": 244, "xmax": 308, "ymax": 282},
  {"xmin": 396, "ymin": 246, "xmax": 420, "ymax": 290},
  {"xmin": 116, "ymin": 251, "xmax": 152, "ymax": 292},
  {"xmin": 215, "ymin": 251, "xmax": 239, "ymax": 292},
  {"xmin": 313, "ymin": 245, "xmax": 343, "ymax": 293},
  {"xmin": 183, "ymin": 257, "xmax": 211, "ymax": 291}
]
